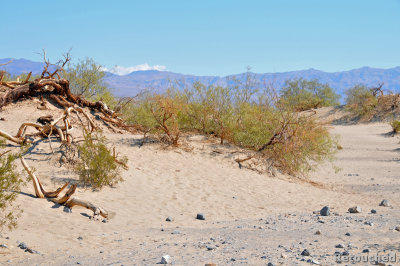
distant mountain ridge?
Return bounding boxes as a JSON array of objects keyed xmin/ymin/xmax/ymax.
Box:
[{"xmin": 1, "ymin": 58, "xmax": 400, "ymax": 98}]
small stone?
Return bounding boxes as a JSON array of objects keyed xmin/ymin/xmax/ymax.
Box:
[
  {"xmin": 395, "ymin": 226, "xmax": 400, "ymax": 232},
  {"xmin": 18, "ymin": 242, "xmax": 27, "ymax": 250},
  {"xmin": 311, "ymin": 259, "xmax": 320, "ymax": 265},
  {"xmin": 230, "ymin": 258, "xmax": 236, "ymax": 261},
  {"xmin": 362, "ymin": 248, "xmax": 370, "ymax": 253},
  {"xmin": 171, "ymin": 230, "xmax": 180, "ymax": 235},
  {"xmin": 301, "ymin": 249, "xmax": 310, "ymax": 256},
  {"xmin": 379, "ymin": 200, "xmax": 390, "ymax": 207},
  {"xmin": 364, "ymin": 221, "xmax": 374, "ymax": 226},
  {"xmin": 166, "ymin": 216, "xmax": 173, "ymax": 222},
  {"xmin": 348, "ymin": 206, "xmax": 362, "ymax": 213},
  {"xmin": 77, "ymin": 236, "xmax": 83, "ymax": 241},
  {"xmin": 206, "ymin": 245, "xmax": 215, "ymax": 251},
  {"xmin": 320, "ymin": 206, "xmax": 330, "ymax": 216},
  {"xmin": 315, "ymin": 230, "xmax": 321, "ymax": 235},
  {"xmin": 267, "ymin": 263, "xmax": 275, "ymax": 266},
  {"xmin": 0, "ymin": 244, "xmax": 8, "ymax": 248},
  {"xmin": 335, "ymin": 244, "xmax": 344, "ymax": 248},
  {"xmin": 345, "ymin": 232, "xmax": 351, "ymax": 236},
  {"xmin": 342, "ymin": 251, "xmax": 349, "ymax": 256},
  {"xmin": 196, "ymin": 213, "xmax": 205, "ymax": 220},
  {"xmin": 160, "ymin": 255, "xmax": 171, "ymax": 264},
  {"xmin": 371, "ymin": 209, "xmax": 377, "ymax": 214}
]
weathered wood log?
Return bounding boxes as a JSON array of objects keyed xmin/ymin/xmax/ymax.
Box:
[
  {"xmin": 20, "ymin": 157, "xmax": 44, "ymax": 198},
  {"xmin": 0, "ymin": 129, "xmax": 25, "ymax": 144},
  {"xmin": 65, "ymin": 198, "xmax": 109, "ymax": 218},
  {"xmin": 50, "ymin": 184, "xmax": 77, "ymax": 204}
]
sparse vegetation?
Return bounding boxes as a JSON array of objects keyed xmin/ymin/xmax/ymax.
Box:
[
  {"xmin": 64, "ymin": 57, "xmax": 116, "ymax": 108},
  {"xmin": 279, "ymin": 78, "xmax": 340, "ymax": 111},
  {"xmin": 345, "ymin": 84, "xmax": 400, "ymax": 119},
  {"xmin": 74, "ymin": 131, "xmax": 128, "ymax": 190},
  {"xmin": 125, "ymin": 77, "xmax": 337, "ymax": 176},
  {"xmin": 345, "ymin": 84, "xmax": 378, "ymax": 118},
  {"xmin": 0, "ymin": 138, "xmax": 24, "ymax": 231},
  {"xmin": 390, "ymin": 120, "xmax": 400, "ymax": 133}
]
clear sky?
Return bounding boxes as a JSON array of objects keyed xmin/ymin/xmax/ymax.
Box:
[{"xmin": 1, "ymin": 0, "xmax": 399, "ymax": 76}]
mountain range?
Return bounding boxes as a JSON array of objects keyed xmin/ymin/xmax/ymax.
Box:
[{"xmin": 1, "ymin": 58, "xmax": 400, "ymax": 99}]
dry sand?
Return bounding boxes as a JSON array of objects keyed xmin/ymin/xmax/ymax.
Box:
[{"xmin": 0, "ymin": 103, "xmax": 399, "ymax": 265}]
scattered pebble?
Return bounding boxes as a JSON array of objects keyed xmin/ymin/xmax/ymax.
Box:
[
  {"xmin": 166, "ymin": 216, "xmax": 173, "ymax": 222},
  {"xmin": 395, "ymin": 226, "xmax": 400, "ymax": 232},
  {"xmin": 320, "ymin": 206, "xmax": 330, "ymax": 216},
  {"xmin": 17, "ymin": 242, "xmax": 27, "ymax": 250},
  {"xmin": 335, "ymin": 244, "xmax": 344, "ymax": 248},
  {"xmin": 0, "ymin": 244, "xmax": 8, "ymax": 248},
  {"xmin": 315, "ymin": 230, "xmax": 321, "ymax": 235},
  {"xmin": 371, "ymin": 209, "xmax": 377, "ymax": 214},
  {"xmin": 348, "ymin": 206, "xmax": 362, "ymax": 213},
  {"xmin": 379, "ymin": 200, "xmax": 390, "ymax": 207},
  {"xmin": 345, "ymin": 232, "xmax": 351, "ymax": 236},
  {"xmin": 364, "ymin": 221, "xmax": 374, "ymax": 226},
  {"xmin": 362, "ymin": 248, "xmax": 370, "ymax": 253},
  {"xmin": 301, "ymin": 249, "xmax": 311, "ymax": 256},
  {"xmin": 196, "ymin": 213, "xmax": 206, "ymax": 220},
  {"xmin": 160, "ymin": 255, "xmax": 171, "ymax": 264},
  {"xmin": 171, "ymin": 230, "xmax": 180, "ymax": 235},
  {"xmin": 77, "ymin": 236, "xmax": 83, "ymax": 241}
]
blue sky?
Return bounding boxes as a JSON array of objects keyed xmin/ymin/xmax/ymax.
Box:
[{"xmin": 1, "ymin": 0, "xmax": 399, "ymax": 76}]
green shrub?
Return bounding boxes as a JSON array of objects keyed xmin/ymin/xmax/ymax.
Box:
[
  {"xmin": 127, "ymin": 78, "xmax": 337, "ymax": 177},
  {"xmin": 279, "ymin": 78, "xmax": 340, "ymax": 111},
  {"xmin": 345, "ymin": 84, "xmax": 378, "ymax": 117},
  {"xmin": 75, "ymin": 131, "xmax": 127, "ymax": 189},
  {"xmin": 0, "ymin": 139, "xmax": 23, "ymax": 231},
  {"xmin": 391, "ymin": 120, "xmax": 400, "ymax": 133},
  {"xmin": 64, "ymin": 57, "xmax": 117, "ymax": 108}
]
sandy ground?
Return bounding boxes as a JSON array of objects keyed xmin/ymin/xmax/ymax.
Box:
[{"xmin": 0, "ymin": 103, "xmax": 399, "ymax": 265}]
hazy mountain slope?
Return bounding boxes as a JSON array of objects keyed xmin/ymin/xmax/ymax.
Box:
[{"xmin": 2, "ymin": 58, "xmax": 399, "ymax": 98}]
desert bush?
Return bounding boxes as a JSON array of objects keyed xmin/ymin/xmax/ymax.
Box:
[
  {"xmin": 74, "ymin": 131, "xmax": 127, "ymax": 189},
  {"xmin": 128, "ymin": 78, "xmax": 337, "ymax": 176},
  {"xmin": 65, "ymin": 57, "xmax": 116, "ymax": 108},
  {"xmin": 345, "ymin": 84, "xmax": 378, "ymax": 117},
  {"xmin": 391, "ymin": 120, "xmax": 400, "ymax": 133},
  {"xmin": 279, "ymin": 78, "xmax": 340, "ymax": 111},
  {"xmin": 0, "ymin": 138, "xmax": 24, "ymax": 231}
]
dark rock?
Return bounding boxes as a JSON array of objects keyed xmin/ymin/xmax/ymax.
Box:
[
  {"xmin": 348, "ymin": 206, "xmax": 362, "ymax": 213},
  {"xmin": 335, "ymin": 244, "xmax": 344, "ymax": 248},
  {"xmin": 267, "ymin": 263, "xmax": 274, "ymax": 266},
  {"xmin": 345, "ymin": 232, "xmax": 351, "ymax": 236},
  {"xmin": 0, "ymin": 244, "xmax": 8, "ymax": 248},
  {"xmin": 320, "ymin": 206, "xmax": 330, "ymax": 216},
  {"xmin": 166, "ymin": 216, "xmax": 173, "ymax": 222},
  {"xmin": 301, "ymin": 249, "xmax": 311, "ymax": 256},
  {"xmin": 395, "ymin": 226, "xmax": 400, "ymax": 232},
  {"xmin": 160, "ymin": 255, "xmax": 171, "ymax": 264},
  {"xmin": 371, "ymin": 209, "xmax": 377, "ymax": 214},
  {"xmin": 362, "ymin": 248, "xmax": 370, "ymax": 253},
  {"xmin": 196, "ymin": 213, "xmax": 205, "ymax": 220},
  {"xmin": 77, "ymin": 236, "xmax": 83, "ymax": 241},
  {"xmin": 379, "ymin": 200, "xmax": 390, "ymax": 207},
  {"xmin": 171, "ymin": 230, "xmax": 180, "ymax": 235},
  {"xmin": 342, "ymin": 251, "xmax": 349, "ymax": 256},
  {"xmin": 18, "ymin": 242, "xmax": 27, "ymax": 250}
]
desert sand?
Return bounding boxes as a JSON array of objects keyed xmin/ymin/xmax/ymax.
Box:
[{"xmin": 0, "ymin": 101, "xmax": 399, "ymax": 265}]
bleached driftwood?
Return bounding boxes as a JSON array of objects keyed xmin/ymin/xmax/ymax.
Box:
[{"xmin": 21, "ymin": 157, "xmax": 110, "ymax": 219}]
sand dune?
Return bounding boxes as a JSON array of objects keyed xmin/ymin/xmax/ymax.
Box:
[{"xmin": 0, "ymin": 103, "xmax": 399, "ymax": 265}]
